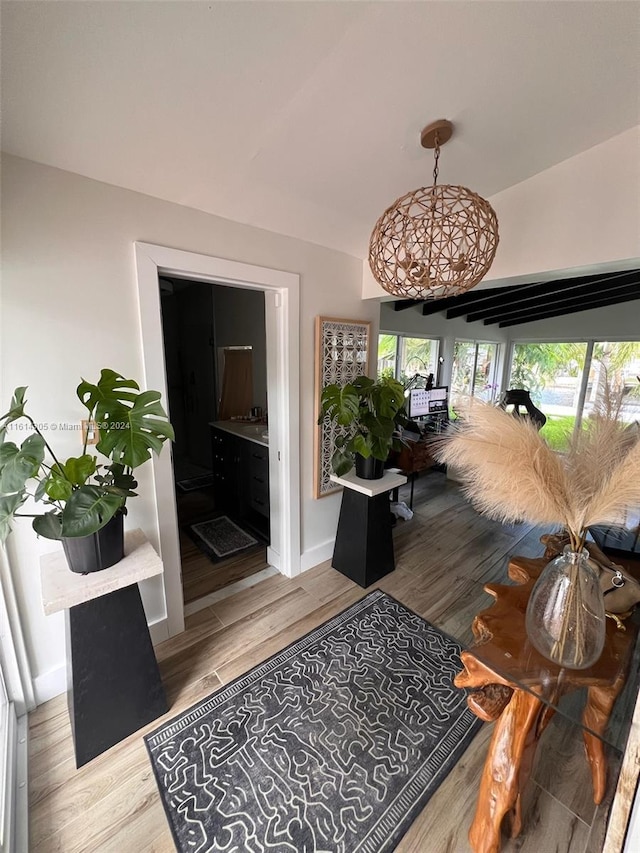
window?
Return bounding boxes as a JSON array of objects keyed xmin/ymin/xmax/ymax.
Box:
[
  {"xmin": 377, "ymin": 334, "xmax": 439, "ymax": 383},
  {"xmin": 507, "ymin": 340, "xmax": 640, "ymax": 449},
  {"xmin": 378, "ymin": 334, "xmax": 398, "ymax": 379},
  {"xmin": 583, "ymin": 341, "xmax": 640, "ymax": 423},
  {"xmin": 451, "ymin": 340, "xmax": 500, "ymax": 407}
]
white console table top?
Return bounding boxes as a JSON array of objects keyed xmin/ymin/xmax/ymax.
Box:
[
  {"xmin": 40, "ymin": 528, "xmax": 163, "ymax": 615},
  {"xmin": 330, "ymin": 469, "xmax": 407, "ymax": 497}
]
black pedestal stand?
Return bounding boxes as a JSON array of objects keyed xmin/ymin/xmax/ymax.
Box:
[
  {"xmin": 330, "ymin": 470, "xmax": 407, "ymax": 589},
  {"xmin": 66, "ymin": 583, "xmax": 168, "ymax": 767}
]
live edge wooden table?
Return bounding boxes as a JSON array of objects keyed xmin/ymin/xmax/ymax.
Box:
[
  {"xmin": 455, "ymin": 554, "xmax": 637, "ymax": 853},
  {"xmin": 330, "ymin": 470, "xmax": 407, "ymax": 588},
  {"xmin": 40, "ymin": 529, "xmax": 168, "ymax": 768}
]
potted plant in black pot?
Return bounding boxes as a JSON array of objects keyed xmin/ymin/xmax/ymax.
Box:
[
  {"xmin": 319, "ymin": 375, "xmax": 407, "ymax": 479},
  {"xmin": 0, "ymin": 369, "xmax": 174, "ymax": 573}
]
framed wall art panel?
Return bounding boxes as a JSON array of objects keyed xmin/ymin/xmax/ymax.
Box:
[{"xmin": 314, "ymin": 316, "xmax": 371, "ymax": 498}]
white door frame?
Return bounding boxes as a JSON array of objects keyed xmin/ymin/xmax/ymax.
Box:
[{"xmin": 134, "ymin": 242, "xmax": 301, "ymax": 637}]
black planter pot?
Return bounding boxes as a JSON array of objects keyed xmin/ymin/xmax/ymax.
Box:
[
  {"xmin": 62, "ymin": 512, "xmax": 125, "ymax": 574},
  {"xmin": 354, "ymin": 453, "xmax": 385, "ymax": 480}
]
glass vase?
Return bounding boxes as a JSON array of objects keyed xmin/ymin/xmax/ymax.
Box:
[{"xmin": 525, "ymin": 545, "xmax": 606, "ymax": 669}]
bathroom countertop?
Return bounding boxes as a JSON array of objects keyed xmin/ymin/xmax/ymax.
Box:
[{"xmin": 209, "ymin": 420, "xmax": 269, "ymax": 447}]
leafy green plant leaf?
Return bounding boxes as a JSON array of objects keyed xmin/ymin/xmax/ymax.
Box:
[
  {"xmin": 77, "ymin": 369, "xmax": 139, "ymax": 419},
  {"xmin": 60, "ymin": 486, "xmax": 124, "ymax": 538},
  {"xmin": 351, "ymin": 376, "xmax": 375, "ymax": 393},
  {"xmin": 44, "ymin": 469, "xmax": 73, "ymax": 502},
  {"xmin": 319, "ymin": 384, "xmax": 359, "ymax": 425},
  {"xmin": 0, "ymin": 433, "xmax": 45, "ymax": 493},
  {"xmin": 0, "ymin": 492, "xmax": 28, "ymax": 543},
  {"xmin": 32, "ymin": 511, "xmax": 63, "ymax": 540},
  {"xmin": 63, "ymin": 454, "xmax": 96, "ymax": 486},
  {"xmin": 34, "ymin": 477, "xmax": 49, "ymax": 502},
  {"xmin": 96, "ymin": 391, "xmax": 174, "ymax": 468},
  {"xmin": 351, "ymin": 434, "xmax": 372, "ymax": 458},
  {"xmin": 0, "ymin": 387, "xmax": 28, "ymax": 424},
  {"xmin": 370, "ymin": 434, "xmax": 393, "ymax": 460},
  {"xmin": 106, "ymin": 464, "xmax": 138, "ymax": 496},
  {"xmin": 331, "ymin": 448, "xmax": 354, "ymax": 477}
]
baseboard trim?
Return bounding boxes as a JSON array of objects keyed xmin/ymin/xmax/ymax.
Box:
[
  {"xmin": 266, "ymin": 546, "xmax": 281, "ymax": 571},
  {"xmin": 300, "ymin": 538, "xmax": 335, "ymax": 573},
  {"xmin": 33, "ymin": 665, "xmax": 66, "ymax": 705},
  {"xmin": 33, "ymin": 616, "xmax": 170, "ymax": 705},
  {"xmin": 148, "ymin": 617, "xmax": 169, "ymax": 645}
]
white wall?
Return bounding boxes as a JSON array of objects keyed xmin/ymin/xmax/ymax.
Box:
[
  {"xmin": 363, "ymin": 126, "xmax": 640, "ymax": 299},
  {"xmin": 487, "ymin": 125, "xmax": 640, "ymax": 285},
  {"xmin": 1, "ymin": 153, "xmax": 377, "ymax": 703}
]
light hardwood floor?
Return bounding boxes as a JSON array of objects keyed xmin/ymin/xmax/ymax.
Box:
[
  {"xmin": 29, "ymin": 473, "xmax": 625, "ymax": 852},
  {"xmin": 176, "ymin": 486, "xmax": 269, "ymax": 603}
]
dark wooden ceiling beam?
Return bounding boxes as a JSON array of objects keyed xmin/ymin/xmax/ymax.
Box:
[
  {"xmin": 498, "ymin": 289, "xmax": 640, "ymax": 328},
  {"xmin": 393, "ymin": 299, "xmax": 422, "ymax": 311},
  {"xmin": 472, "ymin": 276, "xmax": 640, "ymax": 324},
  {"xmin": 426, "ymin": 285, "xmax": 517, "ymax": 316},
  {"xmin": 446, "ymin": 269, "xmax": 635, "ymax": 320},
  {"xmin": 421, "ymin": 294, "xmax": 475, "ymax": 315},
  {"xmin": 421, "ymin": 285, "xmax": 517, "ymax": 316}
]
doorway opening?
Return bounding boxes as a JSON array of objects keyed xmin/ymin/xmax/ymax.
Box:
[
  {"xmin": 134, "ymin": 243, "xmax": 300, "ymax": 639},
  {"xmin": 159, "ymin": 277, "xmax": 273, "ymax": 608}
]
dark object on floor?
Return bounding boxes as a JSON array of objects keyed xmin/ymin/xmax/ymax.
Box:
[
  {"xmin": 332, "ymin": 485, "xmax": 396, "ymax": 587},
  {"xmin": 176, "ymin": 473, "xmax": 216, "ymax": 493},
  {"xmin": 498, "ymin": 389, "xmax": 546, "ymax": 429},
  {"xmin": 145, "ymin": 590, "xmax": 482, "ymax": 853},
  {"xmin": 190, "ymin": 515, "xmax": 258, "ymax": 559},
  {"xmin": 69, "ymin": 584, "xmax": 167, "ymax": 767}
]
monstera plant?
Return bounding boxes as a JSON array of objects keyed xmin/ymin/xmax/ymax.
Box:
[
  {"xmin": 0, "ymin": 370, "xmax": 174, "ymax": 572},
  {"xmin": 319, "ymin": 375, "xmax": 407, "ymax": 479}
]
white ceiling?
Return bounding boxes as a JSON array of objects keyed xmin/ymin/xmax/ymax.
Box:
[{"xmin": 2, "ymin": 1, "xmax": 639, "ymax": 259}]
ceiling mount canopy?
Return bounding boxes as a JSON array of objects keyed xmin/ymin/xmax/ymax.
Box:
[{"xmin": 368, "ymin": 119, "xmax": 499, "ymax": 300}]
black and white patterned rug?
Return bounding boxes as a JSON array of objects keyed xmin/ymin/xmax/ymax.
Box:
[
  {"xmin": 189, "ymin": 515, "xmax": 258, "ymax": 559},
  {"xmin": 145, "ymin": 590, "xmax": 481, "ymax": 853}
]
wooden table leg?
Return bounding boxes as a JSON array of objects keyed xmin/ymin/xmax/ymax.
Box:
[
  {"xmin": 583, "ymin": 679, "xmax": 624, "ymax": 804},
  {"xmin": 507, "ymin": 701, "xmax": 555, "ymax": 839},
  {"xmin": 468, "ymin": 689, "xmax": 544, "ymax": 853}
]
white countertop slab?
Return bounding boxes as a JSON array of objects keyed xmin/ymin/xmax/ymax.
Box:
[
  {"xmin": 330, "ymin": 470, "xmax": 407, "ymax": 497},
  {"xmin": 209, "ymin": 420, "xmax": 269, "ymax": 447},
  {"xmin": 40, "ymin": 528, "xmax": 163, "ymax": 615}
]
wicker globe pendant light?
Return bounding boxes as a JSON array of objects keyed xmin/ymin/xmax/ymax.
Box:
[{"xmin": 368, "ymin": 120, "xmax": 499, "ymax": 300}]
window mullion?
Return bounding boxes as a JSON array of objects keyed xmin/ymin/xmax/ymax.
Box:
[
  {"xmin": 575, "ymin": 340, "xmax": 594, "ymax": 433},
  {"xmin": 470, "ymin": 344, "xmax": 479, "ymax": 396}
]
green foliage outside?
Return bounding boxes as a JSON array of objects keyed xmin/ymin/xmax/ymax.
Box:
[
  {"xmin": 399, "ymin": 338, "xmax": 433, "ymax": 384},
  {"xmin": 510, "ymin": 343, "xmax": 587, "ymax": 399},
  {"xmin": 539, "ymin": 415, "xmax": 576, "ymax": 451},
  {"xmin": 511, "ymin": 341, "xmax": 640, "ymax": 402},
  {"xmin": 377, "ymin": 334, "xmax": 434, "ymax": 384}
]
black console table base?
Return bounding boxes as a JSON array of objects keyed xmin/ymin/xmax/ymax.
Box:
[
  {"xmin": 66, "ymin": 583, "xmax": 168, "ymax": 767},
  {"xmin": 332, "ymin": 489, "xmax": 396, "ymax": 588}
]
